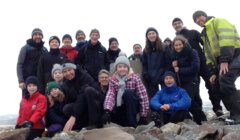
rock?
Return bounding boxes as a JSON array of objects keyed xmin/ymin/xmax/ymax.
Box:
[
  {"xmin": 0, "ymin": 128, "xmax": 30, "ymax": 140},
  {"xmin": 134, "ymin": 121, "xmax": 155, "ymax": 134},
  {"xmin": 222, "ymin": 132, "xmax": 240, "ymax": 140},
  {"xmin": 160, "ymin": 123, "xmax": 181, "ymax": 134}
]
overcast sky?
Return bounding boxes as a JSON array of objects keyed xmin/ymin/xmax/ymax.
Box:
[{"xmin": 0, "ymin": 0, "xmax": 239, "ymax": 115}]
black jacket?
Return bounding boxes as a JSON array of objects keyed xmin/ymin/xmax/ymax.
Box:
[{"xmin": 107, "ymin": 48, "xmax": 121, "ymax": 64}]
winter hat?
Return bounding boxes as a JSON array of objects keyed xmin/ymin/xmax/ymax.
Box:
[
  {"xmin": 192, "ymin": 10, "xmax": 207, "ymax": 22},
  {"xmin": 164, "ymin": 37, "xmax": 172, "ymax": 43},
  {"xmin": 25, "ymin": 76, "xmax": 39, "ymax": 87},
  {"xmin": 52, "ymin": 64, "xmax": 63, "ymax": 75},
  {"xmin": 62, "ymin": 62, "xmax": 77, "ymax": 71},
  {"xmin": 109, "ymin": 37, "xmax": 119, "ymax": 46},
  {"xmin": 62, "ymin": 34, "xmax": 72, "ymax": 42},
  {"xmin": 114, "ymin": 55, "xmax": 130, "ymax": 70},
  {"xmin": 172, "ymin": 17, "xmax": 183, "ymax": 25},
  {"xmin": 47, "ymin": 81, "xmax": 61, "ymax": 93},
  {"xmin": 163, "ymin": 71, "xmax": 176, "ymax": 81},
  {"xmin": 75, "ymin": 30, "xmax": 86, "ymax": 40},
  {"xmin": 145, "ymin": 27, "xmax": 158, "ymax": 37},
  {"xmin": 90, "ymin": 28, "xmax": 100, "ymax": 37},
  {"xmin": 49, "ymin": 36, "xmax": 60, "ymax": 45},
  {"xmin": 32, "ymin": 28, "xmax": 43, "ymax": 38}
]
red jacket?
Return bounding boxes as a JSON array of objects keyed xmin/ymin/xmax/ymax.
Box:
[
  {"xmin": 17, "ymin": 91, "xmax": 47, "ymax": 129},
  {"xmin": 60, "ymin": 45, "xmax": 78, "ymax": 61}
]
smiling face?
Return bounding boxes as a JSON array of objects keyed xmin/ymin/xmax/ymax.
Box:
[
  {"xmin": 27, "ymin": 83, "xmax": 38, "ymax": 95},
  {"xmin": 147, "ymin": 31, "xmax": 157, "ymax": 42},
  {"xmin": 172, "ymin": 21, "xmax": 183, "ymax": 32},
  {"xmin": 63, "ymin": 38, "xmax": 72, "ymax": 46},
  {"xmin": 116, "ymin": 64, "xmax": 129, "ymax": 76},
  {"xmin": 164, "ymin": 75, "xmax": 175, "ymax": 87},
  {"xmin": 195, "ymin": 15, "xmax": 207, "ymax": 27},
  {"xmin": 173, "ymin": 40, "xmax": 184, "ymax": 53},
  {"xmin": 50, "ymin": 88, "xmax": 61, "ymax": 98},
  {"xmin": 32, "ymin": 33, "xmax": 43, "ymax": 43},
  {"xmin": 98, "ymin": 73, "xmax": 110, "ymax": 87},
  {"xmin": 63, "ymin": 68, "xmax": 75, "ymax": 80},
  {"xmin": 52, "ymin": 70, "xmax": 64, "ymax": 83},
  {"xmin": 133, "ymin": 44, "xmax": 142, "ymax": 55},
  {"xmin": 109, "ymin": 40, "xmax": 119, "ymax": 51},
  {"xmin": 90, "ymin": 32, "xmax": 100, "ymax": 45},
  {"xmin": 49, "ymin": 39, "xmax": 60, "ymax": 49},
  {"xmin": 76, "ymin": 32, "xmax": 86, "ymax": 42}
]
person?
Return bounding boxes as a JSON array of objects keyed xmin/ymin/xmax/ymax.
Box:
[
  {"xmin": 141, "ymin": 27, "xmax": 166, "ymax": 98},
  {"xmin": 102, "ymin": 55, "xmax": 149, "ymax": 127},
  {"xmin": 171, "ymin": 35, "xmax": 207, "ymax": 124},
  {"xmin": 37, "ymin": 36, "xmax": 67, "ymax": 93},
  {"xmin": 46, "ymin": 81, "xmax": 67, "ymax": 137},
  {"xmin": 51, "ymin": 64, "xmax": 64, "ymax": 85},
  {"xmin": 74, "ymin": 30, "xmax": 88, "ymax": 52},
  {"xmin": 60, "ymin": 34, "xmax": 78, "ymax": 61},
  {"xmin": 17, "ymin": 28, "xmax": 48, "ymax": 97},
  {"xmin": 61, "ymin": 62, "xmax": 102, "ymax": 131},
  {"xmin": 193, "ymin": 10, "xmax": 240, "ymax": 123},
  {"xmin": 15, "ymin": 76, "xmax": 47, "ymax": 140},
  {"xmin": 75, "ymin": 29, "xmax": 110, "ymax": 81},
  {"xmin": 163, "ymin": 38, "xmax": 172, "ymax": 48},
  {"xmin": 128, "ymin": 43, "xmax": 143, "ymax": 61},
  {"xmin": 172, "ymin": 17, "xmax": 223, "ymax": 116},
  {"xmin": 150, "ymin": 71, "xmax": 191, "ymax": 127},
  {"xmin": 107, "ymin": 37, "xmax": 122, "ymax": 64}
]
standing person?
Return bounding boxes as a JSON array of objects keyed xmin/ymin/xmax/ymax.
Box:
[
  {"xmin": 193, "ymin": 10, "xmax": 240, "ymax": 123},
  {"xmin": 163, "ymin": 38, "xmax": 172, "ymax": 48},
  {"xmin": 75, "ymin": 30, "xmax": 88, "ymax": 52},
  {"xmin": 141, "ymin": 27, "xmax": 166, "ymax": 98},
  {"xmin": 75, "ymin": 29, "xmax": 110, "ymax": 81},
  {"xmin": 107, "ymin": 37, "xmax": 122, "ymax": 64},
  {"xmin": 17, "ymin": 28, "xmax": 48, "ymax": 97},
  {"xmin": 172, "ymin": 35, "xmax": 207, "ymax": 124},
  {"xmin": 150, "ymin": 71, "xmax": 191, "ymax": 127},
  {"xmin": 15, "ymin": 76, "xmax": 47, "ymax": 140},
  {"xmin": 60, "ymin": 34, "xmax": 78, "ymax": 61},
  {"xmin": 37, "ymin": 36, "xmax": 67, "ymax": 93},
  {"xmin": 128, "ymin": 43, "xmax": 143, "ymax": 61},
  {"xmin": 172, "ymin": 17, "xmax": 223, "ymax": 116},
  {"xmin": 102, "ymin": 55, "xmax": 149, "ymax": 127}
]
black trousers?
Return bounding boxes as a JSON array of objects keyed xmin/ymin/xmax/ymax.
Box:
[{"xmin": 27, "ymin": 129, "xmax": 44, "ymax": 140}]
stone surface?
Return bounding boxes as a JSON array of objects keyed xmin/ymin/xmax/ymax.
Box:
[
  {"xmin": 0, "ymin": 128, "xmax": 30, "ymax": 140},
  {"xmin": 160, "ymin": 122, "xmax": 181, "ymax": 134}
]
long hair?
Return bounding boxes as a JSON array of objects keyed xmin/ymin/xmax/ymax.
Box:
[
  {"xmin": 172, "ymin": 35, "xmax": 188, "ymax": 48},
  {"xmin": 144, "ymin": 34, "xmax": 163, "ymax": 53},
  {"xmin": 48, "ymin": 90, "xmax": 65, "ymax": 107}
]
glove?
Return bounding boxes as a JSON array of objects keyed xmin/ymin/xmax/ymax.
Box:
[
  {"xmin": 138, "ymin": 117, "xmax": 148, "ymax": 125},
  {"xmin": 20, "ymin": 121, "xmax": 33, "ymax": 128},
  {"xmin": 15, "ymin": 125, "xmax": 21, "ymax": 129},
  {"xmin": 101, "ymin": 110, "xmax": 111, "ymax": 124}
]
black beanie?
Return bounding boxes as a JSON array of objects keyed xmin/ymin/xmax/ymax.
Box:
[
  {"xmin": 192, "ymin": 10, "xmax": 207, "ymax": 22},
  {"xmin": 146, "ymin": 27, "xmax": 158, "ymax": 37},
  {"xmin": 49, "ymin": 36, "xmax": 60, "ymax": 45},
  {"xmin": 163, "ymin": 71, "xmax": 176, "ymax": 81},
  {"xmin": 172, "ymin": 17, "xmax": 183, "ymax": 25},
  {"xmin": 32, "ymin": 28, "xmax": 43, "ymax": 38},
  {"xmin": 62, "ymin": 34, "xmax": 72, "ymax": 42},
  {"xmin": 25, "ymin": 76, "xmax": 39, "ymax": 87},
  {"xmin": 109, "ymin": 37, "xmax": 119, "ymax": 46}
]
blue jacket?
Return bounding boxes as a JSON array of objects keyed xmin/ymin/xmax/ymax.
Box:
[{"xmin": 150, "ymin": 84, "xmax": 191, "ymax": 114}]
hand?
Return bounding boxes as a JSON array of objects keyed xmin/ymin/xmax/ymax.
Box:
[
  {"xmin": 101, "ymin": 110, "xmax": 111, "ymax": 124},
  {"xmin": 174, "ymin": 67, "xmax": 179, "ymax": 73},
  {"xmin": 19, "ymin": 82, "xmax": 26, "ymax": 90},
  {"xmin": 219, "ymin": 62, "xmax": 228, "ymax": 76},
  {"xmin": 172, "ymin": 60, "xmax": 178, "ymax": 67},
  {"xmin": 209, "ymin": 74, "xmax": 217, "ymax": 84},
  {"xmin": 63, "ymin": 116, "xmax": 76, "ymax": 132},
  {"xmin": 138, "ymin": 117, "xmax": 148, "ymax": 125},
  {"xmin": 160, "ymin": 104, "xmax": 170, "ymax": 111},
  {"xmin": 15, "ymin": 125, "xmax": 21, "ymax": 129},
  {"xmin": 20, "ymin": 121, "xmax": 33, "ymax": 128}
]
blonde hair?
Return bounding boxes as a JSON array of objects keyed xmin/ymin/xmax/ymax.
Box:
[{"xmin": 48, "ymin": 90, "xmax": 65, "ymax": 107}]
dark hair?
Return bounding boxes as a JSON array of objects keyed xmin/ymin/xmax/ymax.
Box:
[
  {"xmin": 108, "ymin": 37, "xmax": 118, "ymax": 46},
  {"xmin": 172, "ymin": 17, "xmax": 183, "ymax": 25},
  {"xmin": 144, "ymin": 28, "xmax": 163, "ymax": 53}
]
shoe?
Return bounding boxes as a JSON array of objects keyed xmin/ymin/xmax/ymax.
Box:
[{"xmin": 214, "ymin": 110, "xmax": 224, "ymax": 117}]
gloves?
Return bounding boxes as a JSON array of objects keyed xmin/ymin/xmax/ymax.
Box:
[
  {"xmin": 138, "ymin": 117, "xmax": 148, "ymax": 125},
  {"xmin": 101, "ymin": 110, "xmax": 111, "ymax": 124},
  {"xmin": 20, "ymin": 121, "xmax": 33, "ymax": 128},
  {"xmin": 15, "ymin": 125, "xmax": 21, "ymax": 129}
]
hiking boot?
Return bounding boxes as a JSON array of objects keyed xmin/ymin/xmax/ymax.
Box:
[{"xmin": 214, "ymin": 109, "xmax": 224, "ymax": 117}]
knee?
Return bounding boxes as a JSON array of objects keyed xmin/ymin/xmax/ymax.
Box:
[{"xmin": 123, "ymin": 90, "xmax": 138, "ymax": 101}]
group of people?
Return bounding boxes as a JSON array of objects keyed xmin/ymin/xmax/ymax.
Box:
[{"xmin": 15, "ymin": 10, "xmax": 240, "ymax": 140}]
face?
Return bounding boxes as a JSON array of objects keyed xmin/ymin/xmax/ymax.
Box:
[
  {"xmin": 27, "ymin": 84, "xmax": 38, "ymax": 95},
  {"xmin": 90, "ymin": 32, "xmax": 100, "ymax": 45},
  {"xmin": 63, "ymin": 38, "xmax": 72, "ymax": 46},
  {"xmin": 109, "ymin": 41, "xmax": 119, "ymax": 51},
  {"xmin": 53, "ymin": 70, "xmax": 64, "ymax": 83},
  {"xmin": 133, "ymin": 45, "xmax": 142, "ymax": 55},
  {"xmin": 32, "ymin": 33, "xmax": 43, "ymax": 43},
  {"xmin": 147, "ymin": 31, "xmax": 157, "ymax": 42},
  {"xmin": 50, "ymin": 88, "xmax": 60, "ymax": 98},
  {"xmin": 172, "ymin": 21, "xmax": 183, "ymax": 32},
  {"xmin": 195, "ymin": 16, "xmax": 207, "ymax": 27},
  {"xmin": 98, "ymin": 73, "xmax": 110, "ymax": 86},
  {"xmin": 164, "ymin": 41, "xmax": 171, "ymax": 46},
  {"xmin": 164, "ymin": 76, "xmax": 175, "ymax": 87},
  {"xmin": 63, "ymin": 68, "xmax": 75, "ymax": 80},
  {"xmin": 76, "ymin": 32, "xmax": 85, "ymax": 42},
  {"xmin": 49, "ymin": 39, "xmax": 60, "ymax": 49},
  {"xmin": 174, "ymin": 40, "xmax": 184, "ymax": 52},
  {"xmin": 116, "ymin": 64, "xmax": 129, "ymax": 76}
]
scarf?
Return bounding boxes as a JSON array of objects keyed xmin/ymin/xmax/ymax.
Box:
[{"xmin": 115, "ymin": 74, "xmax": 128, "ymax": 107}]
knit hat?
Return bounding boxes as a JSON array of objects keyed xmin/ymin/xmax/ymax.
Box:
[
  {"xmin": 164, "ymin": 37, "xmax": 172, "ymax": 43},
  {"xmin": 62, "ymin": 62, "xmax": 77, "ymax": 71},
  {"xmin": 32, "ymin": 28, "xmax": 43, "ymax": 38},
  {"xmin": 109, "ymin": 37, "xmax": 119, "ymax": 46},
  {"xmin": 25, "ymin": 76, "xmax": 39, "ymax": 87},
  {"xmin": 90, "ymin": 28, "xmax": 100, "ymax": 37},
  {"xmin": 62, "ymin": 34, "xmax": 72, "ymax": 42},
  {"xmin": 75, "ymin": 30, "xmax": 86, "ymax": 40},
  {"xmin": 163, "ymin": 71, "xmax": 176, "ymax": 80},
  {"xmin": 172, "ymin": 17, "xmax": 183, "ymax": 25},
  {"xmin": 114, "ymin": 55, "xmax": 130, "ymax": 70},
  {"xmin": 146, "ymin": 27, "xmax": 158, "ymax": 37},
  {"xmin": 47, "ymin": 81, "xmax": 61, "ymax": 93},
  {"xmin": 52, "ymin": 64, "xmax": 63, "ymax": 75},
  {"xmin": 49, "ymin": 36, "xmax": 60, "ymax": 45},
  {"xmin": 192, "ymin": 10, "xmax": 207, "ymax": 22}
]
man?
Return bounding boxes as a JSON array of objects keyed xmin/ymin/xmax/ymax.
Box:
[
  {"xmin": 193, "ymin": 10, "xmax": 240, "ymax": 123},
  {"xmin": 172, "ymin": 17, "xmax": 223, "ymax": 116},
  {"xmin": 60, "ymin": 34, "xmax": 78, "ymax": 61},
  {"xmin": 17, "ymin": 28, "xmax": 48, "ymax": 96},
  {"xmin": 128, "ymin": 43, "xmax": 142, "ymax": 61},
  {"xmin": 74, "ymin": 30, "xmax": 87, "ymax": 52}
]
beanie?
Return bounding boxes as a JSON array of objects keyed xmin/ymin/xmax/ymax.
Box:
[
  {"xmin": 163, "ymin": 71, "xmax": 176, "ymax": 80},
  {"xmin": 75, "ymin": 30, "xmax": 86, "ymax": 40},
  {"xmin": 62, "ymin": 62, "xmax": 77, "ymax": 71},
  {"xmin": 192, "ymin": 10, "xmax": 207, "ymax": 22},
  {"xmin": 47, "ymin": 81, "xmax": 61, "ymax": 93},
  {"xmin": 90, "ymin": 28, "xmax": 100, "ymax": 37},
  {"xmin": 114, "ymin": 55, "xmax": 130, "ymax": 70},
  {"xmin": 26, "ymin": 76, "xmax": 39, "ymax": 87},
  {"xmin": 172, "ymin": 17, "xmax": 183, "ymax": 25},
  {"xmin": 52, "ymin": 64, "xmax": 63, "ymax": 75},
  {"xmin": 32, "ymin": 28, "xmax": 43, "ymax": 38},
  {"xmin": 146, "ymin": 27, "xmax": 158, "ymax": 37},
  {"xmin": 49, "ymin": 36, "xmax": 60, "ymax": 45},
  {"xmin": 164, "ymin": 37, "xmax": 172, "ymax": 43},
  {"xmin": 62, "ymin": 34, "xmax": 72, "ymax": 42},
  {"xmin": 109, "ymin": 37, "xmax": 119, "ymax": 46}
]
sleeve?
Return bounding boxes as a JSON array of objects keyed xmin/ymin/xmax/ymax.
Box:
[
  {"xmin": 29, "ymin": 95, "xmax": 47, "ymax": 124},
  {"xmin": 104, "ymin": 48, "xmax": 110, "ymax": 71},
  {"xmin": 104, "ymin": 80, "xmax": 117, "ymax": 111},
  {"xmin": 46, "ymin": 106, "xmax": 66, "ymax": 125},
  {"xmin": 141, "ymin": 51, "xmax": 148, "ymax": 74},
  {"xmin": 150, "ymin": 91, "xmax": 162, "ymax": 111},
  {"xmin": 169, "ymin": 89, "xmax": 191, "ymax": 112},
  {"xmin": 74, "ymin": 47, "xmax": 84, "ymax": 66},
  {"xmin": 16, "ymin": 99, "xmax": 24, "ymax": 125},
  {"xmin": 17, "ymin": 46, "xmax": 27, "ymax": 83}
]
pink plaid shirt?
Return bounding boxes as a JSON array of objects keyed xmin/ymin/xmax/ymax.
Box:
[{"xmin": 104, "ymin": 73, "xmax": 149, "ymax": 117}]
